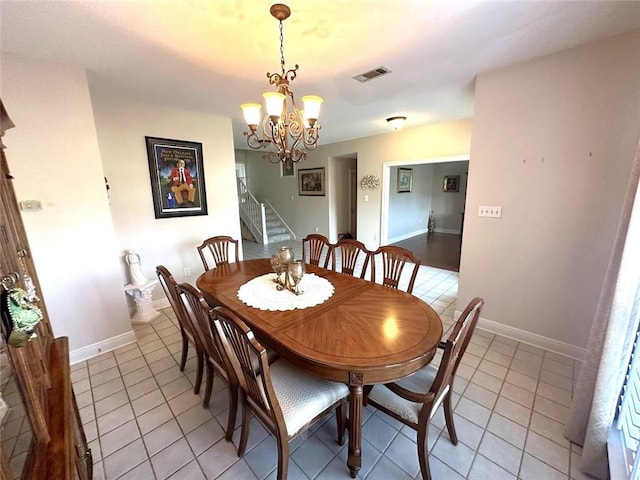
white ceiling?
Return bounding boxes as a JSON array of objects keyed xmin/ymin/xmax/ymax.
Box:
[{"xmin": 2, "ymin": 1, "xmax": 640, "ymax": 148}]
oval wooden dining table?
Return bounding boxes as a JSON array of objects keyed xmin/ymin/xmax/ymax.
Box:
[{"xmin": 196, "ymin": 258, "xmax": 443, "ymax": 478}]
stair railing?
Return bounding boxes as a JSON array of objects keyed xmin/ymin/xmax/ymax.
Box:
[
  {"xmin": 237, "ymin": 178, "xmax": 268, "ymax": 244},
  {"xmin": 263, "ymin": 198, "xmax": 296, "ymax": 241}
]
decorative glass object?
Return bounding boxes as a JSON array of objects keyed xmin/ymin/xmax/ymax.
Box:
[
  {"xmin": 273, "ymin": 247, "xmax": 305, "ymax": 295},
  {"xmin": 288, "ymin": 261, "xmax": 304, "ymax": 295},
  {"xmin": 270, "ymin": 254, "xmax": 285, "ymax": 284}
]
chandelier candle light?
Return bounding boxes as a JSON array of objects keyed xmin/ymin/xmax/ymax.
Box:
[{"xmin": 241, "ymin": 4, "xmax": 323, "ymax": 164}]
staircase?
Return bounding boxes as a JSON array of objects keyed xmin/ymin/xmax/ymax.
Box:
[
  {"xmin": 237, "ymin": 178, "xmax": 295, "ymax": 244},
  {"xmin": 265, "ymin": 203, "xmax": 294, "ymax": 243}
]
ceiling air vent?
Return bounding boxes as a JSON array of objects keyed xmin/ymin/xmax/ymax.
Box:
[{"xmin": 353, "ymin": 66, "xmax": 391, "ymax": 83}]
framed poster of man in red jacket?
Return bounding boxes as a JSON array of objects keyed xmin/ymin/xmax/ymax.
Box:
[{"xmin": 146, "ymin": 136, "xmax": 208, "ymax": 218}]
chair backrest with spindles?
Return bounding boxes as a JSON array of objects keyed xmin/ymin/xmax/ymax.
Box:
[
  {"xmin": 370, "ymin": 245, "xmax": 421, "ymax": 294},
  {"xmin": 197, "ymin": 236, "xmax": 239, "ymax": 271},
  {"xmin": 302, "ymin": 234, "xmax": 332, "ymax": 269}
]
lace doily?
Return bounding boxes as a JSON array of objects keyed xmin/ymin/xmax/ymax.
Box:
[{"xmin": 237, "ymin": 273, "xmax": 334, "ymax": 311}]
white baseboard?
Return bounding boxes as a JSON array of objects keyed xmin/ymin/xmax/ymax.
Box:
[
  {"xmin": 456, "ymin": 311, "xmax": 587, "ymax": 361},
  {"xmin": 388, "ymin": 228, "xmax": 428, "ymax": 244},
  {"xmin": 70, "ymin": 330, "xmax": 137, "ymax": 365},
  {"xmin": 74, "ymin": 298, "xmax": 171, "ymax": 365},
  {"xmin": 434, "ymin": 228, "xmax": 461, "ymax": 235},
  {"xmin": 388, "ymin": 228, "xmax": 461, "ymax": 243}
]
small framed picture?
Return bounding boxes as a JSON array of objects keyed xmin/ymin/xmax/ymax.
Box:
[
  {"xmin": 397, "ymin": 168, "xmax": 413, "ymax": 193},
  {"xmin": 298, "ymin": 167, "xmax": 325, "ymax": 196},
  {"xmin": 145, "ymin": 136, "xmax": 208, "ymax": 218},
  {"xmin": 281, "ymin": 158, "xmax": 295, "ymax": 177},
  {"xmin": 443, "ymin": 175, "xmax": 460, "ymax": 192}
]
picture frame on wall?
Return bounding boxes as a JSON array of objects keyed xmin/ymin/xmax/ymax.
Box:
[
  {"xmin": 145, "ymin": 136, "xmax": 208, "ymax": 219},
  {"xmin": 281, "ymin": 158, "xmax": 295, "ymax": 177},
  {"xmin": 443, "ymin": 175, "xmax": 460, "ymax": 192},
  {"xmin": 397, "ymin": 168, "xmax": 413, "ymax": 193},
  {"xmin": 298, "ymin": 167, "xmax": 325, "ymax": 196}
]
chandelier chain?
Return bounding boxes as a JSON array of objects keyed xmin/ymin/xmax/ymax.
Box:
[{"xmin": 279, "ymin": 20, "xmax": 286, "ymax": 74}]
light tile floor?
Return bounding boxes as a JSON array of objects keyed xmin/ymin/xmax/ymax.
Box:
[{"xmin": 75, "ymin": 240, "xmax": 590, "ymax": 480}]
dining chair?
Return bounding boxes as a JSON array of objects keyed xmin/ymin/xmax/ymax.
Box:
[
  {"xmin": 210, "ymin": 305, "xmax": 349, "ymax": 480},
  {"xmin": 370, "ymin": 245, "xmax": 421, "ymax": 294},
  {"xmin": 197, "ymin": 235, "xmax": 239, "ymax": 271},
  {"xmin": 331, "ymin": 238, "xmax": 371, "ymax": 279},
  {"xmin": 302, "ymin": 233, "xmax": 332, "ymax": 268},
  {"xmin": 176, "ymin": 283, "xmax": 238, "ymax": 439},
  {"xmin": 365, "ymin": 297, "xmax": 485, "ymax": 480},
  {"xmin": 156, "ymin": 265, "xmax": 205, "ymax": 394}
]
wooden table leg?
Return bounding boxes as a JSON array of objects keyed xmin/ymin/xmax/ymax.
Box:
[{"xmin": 348, "ymin": 372, "xmax": 363, "ymax": 478}]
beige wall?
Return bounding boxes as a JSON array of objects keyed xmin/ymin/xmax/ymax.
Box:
[
  {"xmin": 388, "ymin": 164, "xmax": 434, "ymax": 241},
  {"xmin": 1, "ymin": 54, "xmax": 240, "ymax": 361},
  {"xmin": 1, "ymin": 53, "xmax": 133, "ymax": 359},
  {"xmin": 459, "ymin": 31, "xmax": 640, "ymax": 356},
  {"xmin": 431, "ymin": 161, "xmax": 468, "ymax": 234},
  {"xmin": 90, "ymin": 88, "xmax": 241, "ymax": 296}
]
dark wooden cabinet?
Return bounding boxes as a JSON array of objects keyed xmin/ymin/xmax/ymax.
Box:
[{"xmin": 0, "ymin": 103, "xmax": 91, "ymax": 480}]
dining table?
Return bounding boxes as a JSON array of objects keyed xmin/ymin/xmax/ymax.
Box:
[{"xmin": 196, "ymin": 258, "xmax": 443, "ymax": 478}]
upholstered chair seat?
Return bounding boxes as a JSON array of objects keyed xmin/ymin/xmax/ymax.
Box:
[
  {"xmin": 267, "ymin": 360, "xmax": 349, "ymax": 436},
  {"xmin": 367, "ymin": 364, "xmax": 440, "ymax": 425}
]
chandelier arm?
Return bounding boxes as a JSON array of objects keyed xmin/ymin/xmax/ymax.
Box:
[
  {"xmin": 284, "ymin": 65, "xmax": 298, "ymax": 83},
  {"xmin": 264, "ymin": 151, "xmax": 282, "ymax": 163},
  {"xmin": 265, "ymin": 116, "xmax": 288, "ymax": 162},
  {"xmin": 290, "ymin": 149, "xmax": 306, "ymax": 163},
  {"xmin": 303, "ymin": 127, "xmax": 320, "ymax": 149},
  {"xmin": 245, "ymin": 131, "xmax": 269, "ymax": 150}
]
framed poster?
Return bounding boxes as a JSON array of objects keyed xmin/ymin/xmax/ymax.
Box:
[
  {"xmin": 281, "ymin": 158, "xmax": 295, "ymax": 177},
  {"xmin": 397, "ymin": 168, "xmax": 413, "ymax": 193},
  {"xmin": 298, "ymin": 167, "xmax": 325, "ymax": 196},
  {"xmin": 145, "ymin": 136, "xmax": 208, "ymax": 218},
  {"xmin": 443, "ymin": 175, "xmax": 460, "ymax": 192}
]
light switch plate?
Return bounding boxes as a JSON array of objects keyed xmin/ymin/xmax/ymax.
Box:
[
  {"xmin": 478, "ymin": 206, "xmax": 502, "ymax": 218},
  {"xmin": 19, "ymin": 200, "xmax": 42, "ymax": 211}
]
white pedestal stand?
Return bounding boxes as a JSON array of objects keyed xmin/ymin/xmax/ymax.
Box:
[{"xmin": 124, "ymin": 280, "xmax": 161, "ymax": 324}]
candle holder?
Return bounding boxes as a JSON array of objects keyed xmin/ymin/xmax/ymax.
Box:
[{"xmin": 272, "ymin": 247, "xmax": 305, "ymax": 295}]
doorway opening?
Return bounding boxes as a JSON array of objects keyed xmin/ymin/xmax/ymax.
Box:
[{"xmin": 381, "ymin": 156, "xmax": 469, "ymax": 272}]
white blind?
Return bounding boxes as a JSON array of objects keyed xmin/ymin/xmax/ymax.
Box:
[{"xmin": 615, "ymin": 285, "xmax": 640, "ymax": 479}]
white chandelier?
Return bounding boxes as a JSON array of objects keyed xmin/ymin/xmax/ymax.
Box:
[{"xmin": 241, "ymin": 4, "xmax": 323, "ymax": 164}]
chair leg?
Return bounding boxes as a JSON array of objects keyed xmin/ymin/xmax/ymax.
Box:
[
  {"xmin": 335, "ymin": 400, "xmax": 346, "ymax": 446},
  {"xmin": 238, "ymin": 398, "xmax": 252, "ymax": 457},
  {"xmin": 276, "ymin": 432, "xmax": 290, "ymax": 480},
  {"xmin": 443, "ymin": 391, "xmax": 458, "ymax": 445},
  {"xmin": 193, "ymin": 351, "xmax": 204, "ymax": 395},
  {"xmin": 202, "ymin": 360, "xmax": 214, "ymax": 408},
  {"xmin": 179, "ymin": 332, "xmax": 188, "ymax": 371},
  {"xmin": 417, "ymin": 423, "xmax": 432, "ymax": 480},
  {"xmin": 225, "ymin": 385, "xmax": 238, "ymax": 442}
]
